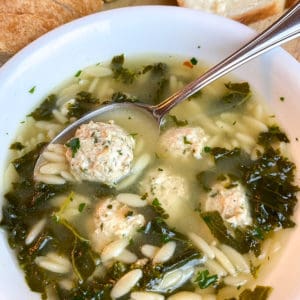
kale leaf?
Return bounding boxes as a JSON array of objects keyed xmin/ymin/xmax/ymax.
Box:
[
  {"xmin": 258, "ymin": 126, "xmax": 289, "ymax": 146},
  {"xmin": 198, "ymin": 143, "xmax": 298, "ymax": 254},
  {"xmin": 244, "ymin": 148, "xmax": 298, "ymax": 229},
  {"xmin": 143, "ymin": 62, "xmax": 169, "ymax": 104},
  {"xmin": 110, "ymin": 54, "xmax": 136, "ymax": 84},
  {"xmin": 209, "ymin": 147, "xmax": 298, "ymax": 229},
  {"xmin": 210, "ymin": 82, "xmax": 251, "ymax": 114},
  {"xmin": 111, "ymin": 91, "xmax": 139, "ymax": 103},
  {"xmin": 239, "ymin": 285, "xmax": 273, "ymax": 300},
  {"xmin": 29, "ymin": 94, "xmax": 57, "ymax": 121},
  {"xmin": 202, "ymin": 211, "xmax": 253, "ymax": 254},
  {"xmin": 67, "ymin": 91, "xmax": 100, "ymax": 119},
  {"xmin": 161, "ymin": 114, "xmax": 188, "ymax": 130},
  {"xmin": 12, "ymin": 142, "xmax": 46, "ymax": 179}
]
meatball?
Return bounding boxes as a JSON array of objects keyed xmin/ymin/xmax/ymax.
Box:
[
  {"xmin": 204, "ymin": 181, "xmax": 252, "ymax": 227},
  {"xmin": 139, "ymin": 167, "xmax": 191, "ymax": 227},
  {"xmin": 91, "ymin": 197, "xmax": 145, "ymax": 252},
  {"xmin": 139, "ymin": 167, "xmax": 189, "ymax": 208},
  {"xmin": 157, "ymin": 126, "xmax": 208, "ymax": 159},
  {"xmin": 139, "ymin": 167, "xmax": 212, "ymax": 237},
  {"xmin": 65, "ymin": 121, "xmax": 135, "ymax": 185}
]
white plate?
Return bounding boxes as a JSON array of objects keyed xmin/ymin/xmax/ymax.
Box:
[{"xmin": 0, "ymin": 6, "xmax": 299, "ymax": 300}]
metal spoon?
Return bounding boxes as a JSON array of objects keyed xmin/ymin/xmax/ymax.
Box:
[{"xmin": 34, "ymin": 2, "xmax": 300, "ymax": 174}]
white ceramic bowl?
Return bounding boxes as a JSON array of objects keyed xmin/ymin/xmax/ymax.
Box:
[{"xmin": 0, "ymin": 6, "xmax": 299, "ymax": 300}]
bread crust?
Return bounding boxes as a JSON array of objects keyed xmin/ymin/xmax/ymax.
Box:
[
  {"xmin": 177, "ymin": 0, "xmax": 286, "ymax": 24},
  {"xmin": 56, "ymin": 0, "xmax": 103, "ymax": 16},
  {"xmin": 0, "ymin": 13, "xmax": 59, "ymax": 54},
  {"xmin": 0, "ymin": 0, "xmax": 103, "ymax": 54},
  {"xmin": 233, "ymin": 1, "xmax": 285, "ymax": 24},
  {"xmin": 0, "ymin": 0, "xmax": 77, "ymax": 24}
]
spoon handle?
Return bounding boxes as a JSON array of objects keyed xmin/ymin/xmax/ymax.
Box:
[{"xmin": 153, "ymin": 1, "xmax": 300, "ymax": 120}]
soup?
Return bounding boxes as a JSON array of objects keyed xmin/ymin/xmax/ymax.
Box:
[{"xmin": 1, "ymin": 54, "xmax": 298, "ymax": 299}]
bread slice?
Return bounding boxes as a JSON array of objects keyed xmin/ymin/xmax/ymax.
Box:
[
  {"xmin": 0, "ymin": 0, "xmax": 78, "ymax": 24},
  {"xmin": 0, "ymin": 13, "xmax": 59, "ymax": 54},
  {"xmin": 0, "ymin": 0, "xmax": 103, "ymax": 55},
  {"xmin": 55, "ymin": 0, "xmax": 103, "ymax": 16},
  {"xmin": 177, "ymin": 0, "xmax": 286, "ymax": 24}
]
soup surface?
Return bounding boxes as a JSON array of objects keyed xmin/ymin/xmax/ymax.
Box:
[{"xmin": 1, "ymin": 54, "xmax": 298, "ymax": 299}]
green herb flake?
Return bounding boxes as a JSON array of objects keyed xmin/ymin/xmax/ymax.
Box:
[
  {"xmin": 204, "ymin": 146, "xmax": 211, "ymax": 153},
  {"xmin": 28, "ymin": 86, "xmax": 36, "ymax": 94},
  {"xmin": 66, "ymin": 138, "xmax": 80, "ymax": 157},
  {"xmin": 190, "ymin": 57, "xmax": 198, "ymax": 65},
  {"xmin": 280, "ymin": 96, "xmax": 285, "ymax": 102},
  {"xmin": 141, "ymin": 193, "xmax": 148, "ymax": 200},
  {"xmin": 183, "ymin": 136, "xmax": 192, "ymax": 145},
  {"xmin": 152, "ymin": 198, "xmax": 161, "ymax": 207},
  {"xmin": 75, "ymin": 70, "xmax": 82, "ymax": 77},
  {"xmin": 10, "ymin": 142, "xmax": 25, "ymax": 151},
  {"xmin": 194, "ymin": 270, "xmax": 218, "ymax": 289},
  {"xmin": 78, "ymin": 203, "xmax": 86, "ymax": 213},
  {"xmin": 170, "ymin": 115, "xmax": 188, "ymax": 127}
]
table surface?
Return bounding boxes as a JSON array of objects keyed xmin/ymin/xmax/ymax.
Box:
[{"xmin": 0, "ymin": 0, "xmax": 299, "ymax": 67}]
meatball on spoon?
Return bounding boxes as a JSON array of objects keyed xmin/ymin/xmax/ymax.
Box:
[{"xmin": 34, "ymin": 3, "xmax": 299, "ymax": 175}]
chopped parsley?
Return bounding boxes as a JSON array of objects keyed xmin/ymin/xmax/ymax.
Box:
[
  {"xmin": 183, "ymin": 136, "xmax": 192, "ymax": 145},
  {"xmin": 190, "ymin": 57, "xmax": 198, "ymax": 65},
  {"xmin": 10, "ymin": 142, "xmax": 25, "ymax": 151},
  {"xmin": 280, "ymin": 96, "xmax": 285, "ymax": 102},
  {"xmin": 194, "ymin": 270, "xmax": 218, "ymax": 289},
  {"xmin": 203, "ymin": 146, "xmax": 211, "ymax": 153},
  {"xmin": 28, "ymin": 86, "xmax": 36, "ymax": 94},
  {"xmin": 65, "ymin": 138, "xmax": 80, "ymax": 157},
  {"xmin": 152, "ymin": 198, "xmax": 161, "ymax": 207},
  {"xmin": 78, "ymin": 203, "xmax": 86, "ymax": 213},
  {"xmin": 74, "ymin": 70, "xmax": 82, "ymax": 77},
  {"xmin": 169, "ymin": 115, "xmax": 188, "ymax": 127}
]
